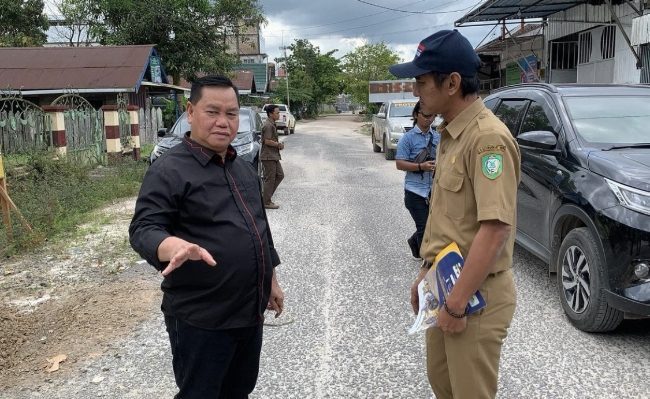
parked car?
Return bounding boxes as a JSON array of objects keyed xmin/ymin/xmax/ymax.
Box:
[
  {"xmin": 484, "ymin": 83, "xmax": 650, "ymax": 332},
  {"xmin": 150, "ymin": 107, "xmax": 263, "ymax": 169},
  {"xmin": 258, "ymin": 111, "xmax": 268, "ymax": 125},
  {"xmin": 371, "ymin": 99, "xmax": 418, "ymax": 160},
  {"xmin": 262, "ymin": 103, "xmax": 295, "ymax": 134}
]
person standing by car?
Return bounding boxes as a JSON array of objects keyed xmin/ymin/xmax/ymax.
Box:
[
  {"xmin": 390, "ymin": 30, "xmax": 520, "ymax": 399},
  {"xmin": 396, "ymin": 101, "xmax": 440, "ymax": 259},
  {"xmin": 261, "ymin": 104, "xmax": 285, "ymax": 209},
  {"xmin": 129, "ymin": 75, "xmax": 284, "ymax": 399}
]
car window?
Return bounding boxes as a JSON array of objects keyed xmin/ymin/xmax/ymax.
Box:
[
  {"xmin": 564, "ymin": 95, "xmax": 650, "ymax": 145},
  {"xmin": 483, "ymin": 97, "xmax": 499, "ymax": 111},
  {"xmin": 238, "ymin": 111, "xmax": 251, "ymax": 133},
  {"xmin": 254, "ymin": 112, "xmax": 263, "ymax": 131},
  {"xmin": 378, "ymin": 104, "xmax": 386, "ymax": 114},
  {"xmin": 171, "ymin": 113, "xmax": 190, "ymax": 137},
  {"xmin": 494, "ymin": 99, "xmax": 528, "ymax": 137},
  {"xmin": 389, "ymin": 102, "xmax": 416, "ymax": 117},
  {"xmin": 278, "ymin": 105, "xmax": 287, "ymax": 111},
  {"xmin": 520, "ymin": 101, "xmax": 555, "ymax": 135}
]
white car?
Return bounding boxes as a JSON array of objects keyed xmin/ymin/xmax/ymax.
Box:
[{"xmin": 263, "ymin": 104, "xmax": 296, "ymax": 135}]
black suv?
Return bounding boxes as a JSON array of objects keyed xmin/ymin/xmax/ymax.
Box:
[{"xmin": 484, "ymin": 83, "xmax": 650, "ymax": 332}]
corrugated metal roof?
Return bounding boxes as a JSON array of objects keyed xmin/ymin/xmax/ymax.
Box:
[
  {"xmin": 0, "ymin": 45, "xmax": 158, "ymax": 91},
  {"xmin": 456, "ymin": 0, "xmax": 626, "ymax": 26},
  {"xmin": 233, "ymin": 64, "xmax": 267, "ymax": 93},
  {"xmin": 232, "ymin": 70, "xmax": 256, "ymax": 93}
]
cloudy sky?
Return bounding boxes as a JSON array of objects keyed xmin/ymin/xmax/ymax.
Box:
[{"xmin": 258, "ymin": 0, "xmax": 508, "ymax": 63}]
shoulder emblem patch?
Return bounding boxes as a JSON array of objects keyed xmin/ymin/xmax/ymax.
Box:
[{"xmin": 481, "ymin": 153, "xmax": 503, "ymax": 180}]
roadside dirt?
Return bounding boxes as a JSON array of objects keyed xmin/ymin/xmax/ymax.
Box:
[{"xmin": 0, "ymin": 198, "xmax": 160, "ymax": 390}]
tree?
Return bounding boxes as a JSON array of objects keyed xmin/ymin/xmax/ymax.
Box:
[
  {"xmin": 276, "ymin": 39, "xmax": 341, "ymax": 117},
  {"xmin": 89, "ymin": 0, "xmax": 264, "ymax": 85},
  {"xmin": 341, "ymin": 43, "xmax": 401, "ymax": 112},
  {"xmin": 0, "ymin": 0, "xmax": 49, "ymax": 47},
  {"xmin": 51, "ymin": 0, "xmax": 102, "ymax": 46}
]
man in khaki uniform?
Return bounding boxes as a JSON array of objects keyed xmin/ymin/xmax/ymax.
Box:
[
  {"xmin": 261, "ymin": 104, "xmax": 285, "ymax": 209},
  {"xmin": 390, "ymin": 30, "xmax": 520, "ymax": 399}
]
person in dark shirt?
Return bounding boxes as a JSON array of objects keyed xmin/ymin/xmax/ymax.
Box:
[{"xmin": 129, "ymin": 75, "xmax": 284, "ymax": 399}]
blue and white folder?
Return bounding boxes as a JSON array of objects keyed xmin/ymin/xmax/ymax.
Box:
[{"xmin": 434, "ymin": 242, "xmax": 486, "ymax": 315}]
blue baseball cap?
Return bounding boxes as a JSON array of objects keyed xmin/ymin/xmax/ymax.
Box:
[{"xmin": 389, "ymin": 29, "xmax": 481, "ymax": 78}]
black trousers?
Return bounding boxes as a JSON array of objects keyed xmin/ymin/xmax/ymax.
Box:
[
  {"xmin": 404, "ymin": 189, "xmax": 430, "ymax": 252},
  {"xmin": 164, "ymin": 315, "xmax": 263, "ymax": 399}
]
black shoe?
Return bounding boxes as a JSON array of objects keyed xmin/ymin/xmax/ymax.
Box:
[{"xmin": 407, "ymin": 236, "xmax": 421, "ymax": 259}]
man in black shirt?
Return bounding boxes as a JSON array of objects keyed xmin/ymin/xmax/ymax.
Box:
[{"xmin": 129, "ymin": 75, "xmax": 284, "ymax": 399}]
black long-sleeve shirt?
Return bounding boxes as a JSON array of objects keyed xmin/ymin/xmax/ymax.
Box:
[{"xmin": 129, "ymin": 137, "xmax": 280, "ymax": 330}]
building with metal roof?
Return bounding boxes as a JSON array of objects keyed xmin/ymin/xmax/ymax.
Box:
[
  {"xmin": 457, "ymin": 0, "xmax": 650, "ymax": 85},
  {"xmin": 0, "ymin": 45, "xmax": 188, "ymax": 108}
]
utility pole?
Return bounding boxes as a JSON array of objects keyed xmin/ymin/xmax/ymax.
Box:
[{"xmin": 280, "ymin": 31, "xmax": 290, "ymax": 107}]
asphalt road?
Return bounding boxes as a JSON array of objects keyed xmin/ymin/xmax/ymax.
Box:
[
  {"xmin": 255, "ymin": 115, "xmax": 650, "ymax": 399},
  {"xmin": 8, "ymin": 114, "xmax": 648, "ymax": 399}
]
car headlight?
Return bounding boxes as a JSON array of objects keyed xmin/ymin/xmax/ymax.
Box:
[
  {"xmin": 150, "ymin": 145, "xmax": 162, "ymax": 159},
  {"xmin": 606, "ymin": 178, "xmax": 650, "ymax": 216},
  {"xmin": 389, "ymin": 124, "xmax": 405, "ymax": 133}
]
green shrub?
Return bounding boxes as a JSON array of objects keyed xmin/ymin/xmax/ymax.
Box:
[{"xmin": 0, "ymin": 152, "xmax": 146, "ymax": 257}]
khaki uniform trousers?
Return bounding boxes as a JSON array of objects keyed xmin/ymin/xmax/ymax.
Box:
[
  {"xmin": 426, "ymin": 269, "xmax": 516, "ymax": 399},
  {"xmin": 262, "ymin": 160, "xmax": 284, "ymax": 205}
]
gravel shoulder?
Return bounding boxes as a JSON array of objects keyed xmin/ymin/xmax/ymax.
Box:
[{"xmin": 0, "ymin": 198, "xmax": 162, "ymax": 394}]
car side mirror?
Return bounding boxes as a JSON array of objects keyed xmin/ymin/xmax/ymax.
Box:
[
  {"xmin": 157, "ymin": 128, "xmax": 168, "ymax": 138},
  {"xmin": 377, "ymin": 112, "xmax": 386, "ymax": 119},
  {"xmin": 517, "ymin": 130, "xmax": 559, "ymax": 153}
]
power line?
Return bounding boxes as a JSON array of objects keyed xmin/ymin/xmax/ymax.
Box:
[
  {"xmin": 284, "ymin": 0, "xmax": 428, "ymax": 32},
  {"xmin": 294, "ymin": 0, "xmax": 482, "ymax": 39},
  {"xmin": 355, "ymin": 0, "xmax": 480, "ymax": 15}
]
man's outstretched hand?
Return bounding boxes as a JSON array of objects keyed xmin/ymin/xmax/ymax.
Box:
[{"xmin": 158, "ymin": 237, "xmax": 217, "ymax": 277}]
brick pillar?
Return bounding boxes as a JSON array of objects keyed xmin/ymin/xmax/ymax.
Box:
[
  {"xmin": 101, "ymin": 105, "xmax": 122, "ymax": 162},
  {"xmin": 128, "ymin": 105, "xmax": 140, "ymax": 161},
  {"xmin": 42, "ymin": 105, "xmax": 69, "ymax": 156}
]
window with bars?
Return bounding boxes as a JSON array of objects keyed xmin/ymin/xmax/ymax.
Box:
[
  {"xmin": 578, "ymin": 32, "xmax": 592, "ymax": 64},
  {"xmin": 550, "ymin": 41, "xmax": 578, "ymax": 70},
  {"xmin": 600, "ymin": 25, "xmax": 616, "ymax": 60}
]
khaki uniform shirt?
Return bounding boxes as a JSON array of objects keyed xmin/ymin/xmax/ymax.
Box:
[
  {"xmin": 421, "ymin": 99, "xmax": 521, "ymax": 274},
  {"xmin": 260, "ymin": 119, "xmax": 281, "ymax": 161}
]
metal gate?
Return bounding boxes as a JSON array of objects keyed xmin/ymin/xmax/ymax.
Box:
[
  {"xmin": 0, "ymin": 92, "xmax": 52, "ymax": 154},
  {"xmin": 51, "ymin": 93, "xmax": 106, "ymax": 165}
]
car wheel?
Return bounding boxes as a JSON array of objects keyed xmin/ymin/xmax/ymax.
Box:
[
  {"xmin": 383, "ymin": 135, "xmax": 395, "ymax": 160},
  {"xmin": 371, "ymin": 130, "xmax": 381, "ymax": 153},
  {"xmin": 290, "ymin": 127, "xmax": 295, "ymax": 134},
  {"xmin": 556, "ymin": 227, "xmax": 623, "ymax": 332}
]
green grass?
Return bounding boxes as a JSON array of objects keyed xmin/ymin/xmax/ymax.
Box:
[
  {"xmin": 0, "ymin": 152, "xmax": 147, "ymax": 258},
  {"xmin": 140, "ymin": 143, "xmax": 155, "ymax": 159}
]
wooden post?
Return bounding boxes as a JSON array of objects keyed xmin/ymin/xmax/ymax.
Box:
[
  {"xmin": 0, "ymin": 153, "xmax": 32, "ymax": 239},
  {"xmin": 0, "ymin": 153, "xmax": 12, "ymax": 239}
]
